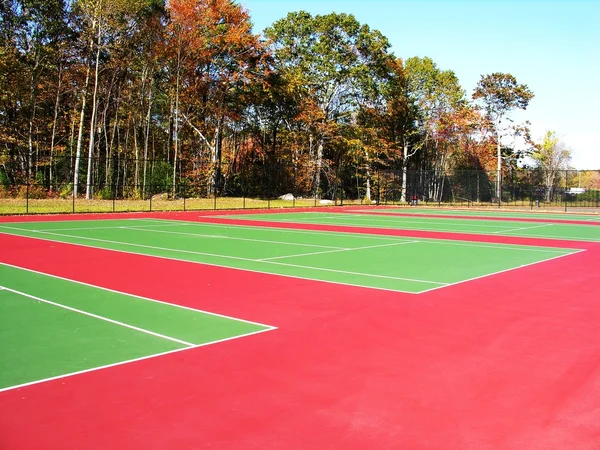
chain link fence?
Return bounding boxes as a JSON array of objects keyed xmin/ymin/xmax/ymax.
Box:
[{"xmin": 1, "ymin": 156, "xmax": 599, "ymax": 214}]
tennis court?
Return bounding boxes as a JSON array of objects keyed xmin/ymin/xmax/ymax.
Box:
[
  {"xmin": 0, "ymin": 218, "xmax": 582, "ymax": 294},
  {"xmin": 1, "ymin": 208, "xmax": 599, "ymax": 449},
  {"xmin": 0, "ymin": 263, "xmax": 273, "ymax": 391},
  {"xmin": 350, "ymin": 207, "xmax": 600, "ymax": 222},
  {"xmin": 216, "ymin": 211, "xmax": 600, "ymax": 241}
]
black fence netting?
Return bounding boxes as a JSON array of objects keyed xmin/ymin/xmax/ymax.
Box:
[{"xmin": 1, "ymin": 155, "xmax": 599, "ymax": 214}]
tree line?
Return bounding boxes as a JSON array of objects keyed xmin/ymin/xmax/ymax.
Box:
[{"xmin": 0, "ymin": 0, "xmax": 581, "ymax": 203}]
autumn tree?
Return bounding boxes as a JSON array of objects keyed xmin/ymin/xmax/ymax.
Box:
[
  {"xmin": 265, "ymin": 11, "xmax": 394, "ymax": 198},
  {"xmin": 405, "ymin": 57, "xmax": 466, "ymax": 200},
  {"xmin": 168, "ymin": 0, "xmax": 266, "ymax": 195},
  {"xmin": 472, "ymin": 72, "xmax": 533, "ymax": 202},
  {"xmin": 0, "ymin": 0, "xmax": 71, "ymax": 181},
  {"xmin": 531, "ymin": 131, "xmax": 571, "ymax": 201}
]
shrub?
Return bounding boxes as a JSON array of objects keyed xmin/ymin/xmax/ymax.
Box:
[
  {"xmin": 59, "ymin": 183, "xmax": 73, "ymax": 199},
  {"xmin": 96, "ymin": 186, "xmax": 113, "ymax": 200},
  {"xmin": 17, "ymin": 183, "xmax": 47, "ymax": 199}
]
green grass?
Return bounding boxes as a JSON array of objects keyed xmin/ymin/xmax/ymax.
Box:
[
  {"xmin": 0, "ymin": 218, "xmax": 581, "ymax": 294},
  {"xmin": 0, "ymin": 196, "xmax": 356, "ymax": 215},
  {"xmin": 0, "ymin": 263, "xmax": 272, "ymax": 391}
]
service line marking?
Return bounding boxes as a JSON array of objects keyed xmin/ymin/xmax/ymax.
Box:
[{"xmin": 257, "ymin": 240, "xmax": 419, "ymax": 261}]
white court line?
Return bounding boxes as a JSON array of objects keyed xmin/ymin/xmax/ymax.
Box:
[
  {"xmin": 0, "ymin": 226, "xmax": 273, "ymax": 263},
  {"xmin": 257, "ymin": 240, "xmax": 419, "ymax": 261},
  {"xmin": 492, "ymin": 223, "xmax": 554, "ymax": 234},
  {"xmin": 4, "ymin": 222, "xmax": 197, "ymax": 233},
  {"xmin": 0, "ymin": 261, "xmax": 277, "ymax": 329},
  {"xmin": 125, "ymin": 226, "xmax": 345, "ymax": 250},
  {"xmin": 0, "ymin": 327, "xmax": 274, "ymax": 394},
  {"xmin": 0, "ymin": 286, "xmax": 195, "ymax": 347},
  {"xmin": 218, "ymin": 216, "xmax": 513, "ymax": 235},
  {"xmin": 231, "ymin": 213, "xmax": 516, "ymax": 229},
  {"xmin": 416, "ymin": 239, "xmax": 576, "ymax": 254},
  {"xmin": 257, "ymin": 260, "xmax": 447, "ymax": 285},
  {"xmin": 420, "ymin": 249, "xmax": 586, "ymax": 294},
  {"xmin": 136, "ymin": 218, "xmax": 419, "ymax": 242}
]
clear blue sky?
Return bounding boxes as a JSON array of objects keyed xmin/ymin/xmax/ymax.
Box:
[{"xmin": 240, "ymin": 0, "xmax": 600, "ymax": 170}]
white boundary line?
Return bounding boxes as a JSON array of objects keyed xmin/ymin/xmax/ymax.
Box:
[
  {"xmin": 419, "ymin": 249, "xmax": 587, "ymax": 294},
  {"xmin": 348, "ymin": 208, "xmax": 600, "ymax": 222},
  {"xmin": 1, "ymin": 285, "xmax": 195, "ymax": 347},
  {"xmin": 0, "ymin": 261, "xmax": 276, "ymax": 329},
  {"xmin": 0, "ymin": 327, "xmax": 274, "ymax": 394},
  {"xmin": 124, "ymin": 225, "xmax": 345, "ymax": 250},
  {"xmin": 226, "ymin": 213, "xmax": 518, "ymax": 230}
]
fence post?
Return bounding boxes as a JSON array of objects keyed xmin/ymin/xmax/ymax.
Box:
[
  {"xmin": 26, "ymin": 181, "xmax": 29, "ymax": 214},
  {"xmin": 564, "ymin": 169, "xmax": 568, "ymax": 213}
]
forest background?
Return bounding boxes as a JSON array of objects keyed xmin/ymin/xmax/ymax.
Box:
[{"xmin": 1, "ymin": 0, "xmax": 598, "ymax": 207}]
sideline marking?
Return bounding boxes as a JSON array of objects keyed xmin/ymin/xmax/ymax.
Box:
[
  {"xmin": 0, "ymin": 262, "xmax": 276, "ymax": 329},
  {"xmin": 125, "ymin": 226, "xmax": 345, "ymax": 250},
  {"xmin": 0, "ymin": 233, "xmax": 437, "ymax": 294},
  {"xmin": 1, "ymin": 285, "xmax": 195, "ymax": 347},
  {"xmin": 419, "ymin": 249, "xmax": 586, "ymax": 294},
  {"xmin": 0, "ymin": 327, "xmax": 274, "ymax": 394}
]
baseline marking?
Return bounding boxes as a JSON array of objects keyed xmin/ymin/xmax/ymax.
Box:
[{"xmin": 0, "ymin": 261, "xmax": 276, "ymax": 329}]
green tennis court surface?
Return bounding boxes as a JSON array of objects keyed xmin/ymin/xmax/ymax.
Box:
[
  {"xmin": 0, "ymin": 263, "xmax": 273, "ymax": 391},
  {"xmin": 352, "ymin": 208, "xmax": 600, "ymax": 222},
  {"xmin": 0, "ymin": 219, "xmax": 582, "ymax": 294},
  {"xmin": 221, "ymin": 212, "xmax": 600, "ymax": 242}
]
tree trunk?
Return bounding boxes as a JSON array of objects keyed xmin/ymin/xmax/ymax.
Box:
[
  {"xmin": 401, "ymin": 141, "xmax": 409, "ymax": 203},
  {"xmin": 315, "ymin": 138, "xmax": 323, "ymax": 198},
  {"xmin": 364, "ymin": 149, "xmax": 371, "ymax": 201},
  {"xmin": 73, "ymin": 56, "xmax": 92, "ymax": 198},
  {"xmin": 496, "ymin": 120, "xmax": 502, "ymax": 203},
  {"xmin": 85, "ymin": 28, "xmax": 103, "ymax": 200},
  {"xmin": 142, "ymin": 80, "xmax": 153, "ymax": 196},
  {"xmin": 49, "ymin": 64, "xmax": 63, "ymax": 189}
]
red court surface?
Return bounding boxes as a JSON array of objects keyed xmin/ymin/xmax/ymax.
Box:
[{"xmin": 1, "ymin": 210, "xmax": 599, "ymax": 449}]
